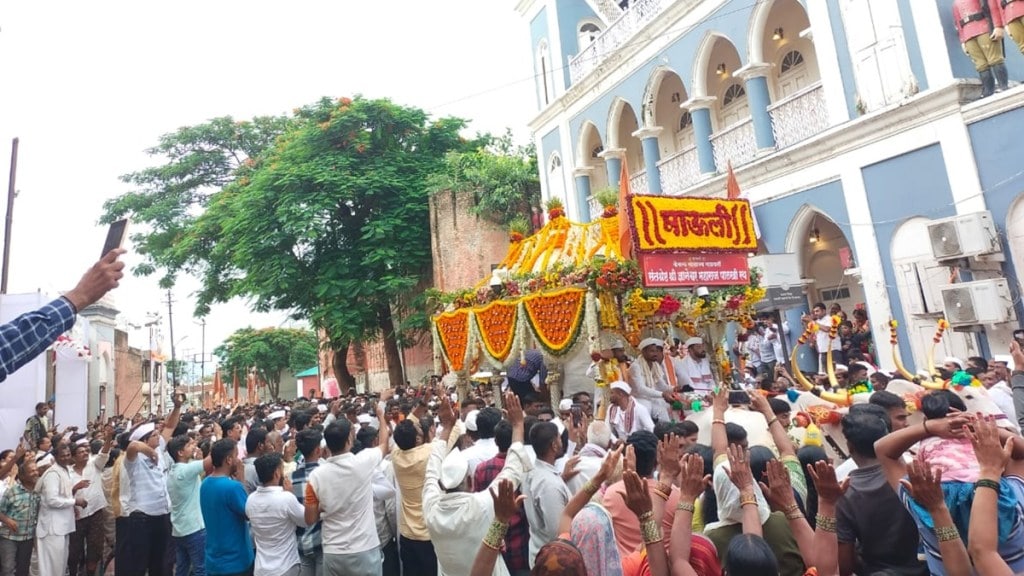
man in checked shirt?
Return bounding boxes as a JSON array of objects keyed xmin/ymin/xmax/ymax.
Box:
[{"xmin": 0, "ymin": 249, "xmax": 124, "ymax": 383}]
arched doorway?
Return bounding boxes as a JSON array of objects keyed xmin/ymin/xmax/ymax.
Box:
[
  {"xmin": 891, "ymin": 217, "xmax": 978, "ymax": 371},
  {"xmin": 753, "ymin": 0, "xmax": 821, "ymax": 100},
  {"xmin": 578, "ymin": 122, "xmax": 607, "ymax": 218},
  {"xmin": 644, "ymin": 68, "xmax": 691, "ymax": 157},
  {"xmin": 610, "ymin": 100, "xmax": 645, "ymax": 177},
  {"xmin": 702, "ymin": 37, "xmax": 747, "ymax": 131},
  {"xmin": 792, "ymin": 209, "xmax": 864, "ymax": 316}
]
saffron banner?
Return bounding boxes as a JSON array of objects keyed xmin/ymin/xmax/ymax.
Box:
[{"xmin": 628, "ymin": 195, "xmax": 757, "ymax": 253}]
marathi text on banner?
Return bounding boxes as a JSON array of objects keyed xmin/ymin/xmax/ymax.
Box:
[{"xmin": 628, "ymin": 195, "xmax": 758, "ymax": 253}]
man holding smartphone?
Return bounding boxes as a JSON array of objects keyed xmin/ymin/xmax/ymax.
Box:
[{"xmin": 0, "ymin": 249, "xmax": 125, "ymax": 383}]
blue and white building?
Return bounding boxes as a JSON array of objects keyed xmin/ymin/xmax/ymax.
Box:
[{"xmin": 517, "ymin": 0, "xmax": 1024, "ymax": 373}]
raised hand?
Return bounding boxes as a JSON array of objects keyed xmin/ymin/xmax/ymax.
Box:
[
  {"xmin": 596, "ymin": 443, "xmax": 624, "ymax": 484},
  {"xmin": 967, "ymin": 414, "xmax": 1014, "ymax": 478},
  {"xmin": 758, "ymin": 458, "xmax": 796, "ymax": 512},
  {"xmin": 807, "ymin": 460, "xmax": 849, "ymax": 505},
  {"xmin": 725, "ymin": 444, "xmax": 754, "ymax": 491},
  {"xmin": 490, "ymin": 479, "xmax": 525, "ymax": 524},
  {"xmin": 657, "ymin": 433, "xmax": 681, "ymax": 483},
  {"xmin": 619, "ymin": 469, "xmax": 653, "ymax": 519},
  {"xmin": 504, "ymin": 393, "xmax": 524, "ymax": 427},
  {"xmin": 900, "ymin": 459, "xmax": 946, "ymax": 513},
  {"xmin": 678, "ymin": 453, "xmax": 711, "ymax": 503},
  {"xmin": 561, "ymin": 455, "xmax": 582, "ymax": 483}
]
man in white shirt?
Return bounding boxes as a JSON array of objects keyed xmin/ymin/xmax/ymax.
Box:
[
  {"xmin": 680, "ymin": 337, "xmax": 715, "ymax": 392},
  {"xmin": 69, "ymin": 434, "xmax": 112, "ymax": 576},
  {"xmin": 522, "ymin": 421, "xmax": 573, "ymax": 566},
  {"xmin": 607, "ymin": 381, "xmax": 654, "ymax": 440},
  {"xmin": 247, "ymin": 453, "xmax": 308, "ymax": 576},
  {"xmin": 305, "ymin": 401, "xmax": 389, "ymax": 576},
  {"xmin": 37, "ymin": 443, "xmax": 88, "ymax": 576},
  {"xmin": 120, "ymin": 393, "xmax": 183, "ymax": 576},
  {"xmin": 628, "ymin": 338, "xmax": 675, "ymax": 422},
  {"xmin": 983, "ymin": 359, "xmax": 1019, "ymax": 431},
  {"xmin": 804, "ymin": 303, "xmax": 841, "ymax": 374},
  {"xmin": 423, "ymin": 393, "xmax": 531, "ymax": 576},
  {"xmin": 460, "ymin": 407, "xmax": 501, "ymax": 477}
]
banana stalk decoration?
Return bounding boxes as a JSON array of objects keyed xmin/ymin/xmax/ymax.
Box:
[
  {"xmin": 889, "ymin": 320, "xmax": 916, "ymax": 381},
  {"xmin": 790, "ymin": 321, "xmax": 818, "ymax": 391},
  {"xmin": 819, "ymin": 315, "xmax": 852, "ymax": 406},
  {"xmin": 921, "ymin": 319, "xmax": 951, "ymax": 390}
]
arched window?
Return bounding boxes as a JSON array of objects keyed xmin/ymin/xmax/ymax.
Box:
[
  {"xmin": 780, "ymin": 50, "xmax": 805, "ymax": 74},
  {"xmin": 678, "ymin": 111, "xmax": 693, "ymax": 131},
  {"xmin": 548, "ymin": 153, "xmax": 566, "ymax": 202},
  {"xmin": 723, "ymin": 83, "xmax": 746, "ymax": 106},
  {"xmin": 578, "ymin": 22, "xmax": 601, "ymax": 49}
]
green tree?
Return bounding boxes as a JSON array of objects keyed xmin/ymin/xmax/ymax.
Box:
[
  {"xmin": 426, "ymin": 130, "xmax": 541, "ymax": 226},
  {"xmin": 105, "ymin": 96, "xmax": 475, "ymax": 391},
  {"xmin": 101, "ymin": 115, "xmax": 293, "ymax": 286},
  {"xmin": 214, "ymin": 327, "xmax": 318, "ymax": 400}
]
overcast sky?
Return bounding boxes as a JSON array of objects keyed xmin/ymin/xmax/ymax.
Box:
[{"xmin": 0, "ymin": 1, "xmax": 535, "ymax": 368}]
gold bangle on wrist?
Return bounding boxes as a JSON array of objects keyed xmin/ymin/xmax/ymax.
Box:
[
  {"xmin": 482, "ymin": 520, "xmax": 508, "ymax": 550},
  {"xmin": 766, "ymin": 416, "xmax": 779, "ymax": 427},
  {"xmin": 815, "ymin": 514, "xmax": 837, "ymax": 532},
  {"xmin": 935, "ymin": 524, "xmax": 960, "ymax": 542},
  {"xmin": 740, "ymin": 498, "xmax": 758, "ymax": 508},
  {"xmin": 640, "ymin": 518, "xmax": 663, "ymax": 545},
  {"xmin": 638, "ymin": 510, "xmax": 654, "ymax": 522},
  {"xmin": 582, "ymin": 480, "xmax": 599, "ymax": 495},
  {"xmin": 676, "ymin": 501, "xmax": 695, "ymax": 514}
]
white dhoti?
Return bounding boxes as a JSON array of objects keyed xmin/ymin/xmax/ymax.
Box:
[{"xmin": 36, "ymin": 533, "xmax": 68, "ymax": 576}]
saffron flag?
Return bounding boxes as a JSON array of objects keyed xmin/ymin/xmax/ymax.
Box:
[
  {"xmin": 725, "ymin": 162, "xmax": 761, "ymax": 239},
  {"xmin": 211, "ymin": 369, "xmax": 223, "ymax": 407},
  {"xmin": 618, "ymin": 157, "xmax": 633, "ymax": 259},
  {"xmin": 233, "ymin": 370, "xmax": 239, "ymax": 404}
]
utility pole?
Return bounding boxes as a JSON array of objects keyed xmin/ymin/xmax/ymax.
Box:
[
  {"xmin": 144, "ymin": 314, "xmax": 160, "ymax": 415},
  {"xmin": 2, "ymin": 138, "xmax": 19, "ymax": 294},
  {"xmin": 196, "ymin": 318, "xmax": 206, "ymax": 394},
  {"xmin": 164, "ymin": 290, "xmax": 176, "ymax": 389}
]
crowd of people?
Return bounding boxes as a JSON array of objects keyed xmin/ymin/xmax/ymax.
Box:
[{"xmin": 3, "ymin": 250, "xmax": 1024, "ymax": 576}]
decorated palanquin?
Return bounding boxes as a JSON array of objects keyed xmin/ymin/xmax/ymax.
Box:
[{"xmin": 430, "ymin": 194, "xmax": 766, "ymax": 403}]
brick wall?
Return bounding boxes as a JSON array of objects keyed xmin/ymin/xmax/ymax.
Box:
[
  {"xmin": 430, "ymin": 189, "xmax": 510, "ymax": 291},
  {"xmin": 114, "ymin": 329, "xmax": 145, "ymax": 417},
  {"xmin": 315, "ymin": 190, "xmax": 511, "ymax": 393}
]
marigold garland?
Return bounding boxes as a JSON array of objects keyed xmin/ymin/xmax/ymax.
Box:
[
  {"xmin": 522, "ymin": 288, "xmax": 587, "ymax": 356},
  {"xmin": 473, "ymin": 301, "xmax": 519, "ymax": 362},
  {"xmin": 435, "ymin": 310, "xmax": 471, "ymax": 372}
]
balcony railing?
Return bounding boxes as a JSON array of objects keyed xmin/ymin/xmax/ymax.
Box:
[
  {"xmin": 657, "ymin": 145, "xmax": 701, "ymax": 193},
  {"xmin": 711, "ymin": 118, "xmax": 757, "ymax": 172},
  {"xmin": 769, "ymin": 82, "xmax": 828, "ymax": 150},
  {"xmin": 587, "ymin": 194, "xmax": 602, "ymax": 221},
  {"xmin": 569, "ymin": 0, "xmax": 667, "ymax": 84},
  {"xmin": 629, "ymin": 170, "xmax": 648, "ymax": 193}
]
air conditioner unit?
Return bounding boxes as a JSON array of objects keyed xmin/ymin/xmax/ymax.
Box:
[
  {"xmin": 927, "ymin": 211, "xmax": 1000, "ymax": 261},
  {"xmin": 939, "ymin": 278, "xmax": 1013, "ymax": 327}
]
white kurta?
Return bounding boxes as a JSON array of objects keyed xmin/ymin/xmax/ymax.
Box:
[{"xmin": 627, "ymin": 361, "xmax": 672, "ymax": 422}]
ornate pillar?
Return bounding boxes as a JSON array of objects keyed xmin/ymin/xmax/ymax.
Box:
[
  {"xmin": 632, "ymin": 127, "xmax": 663, "ymax": 193},
  {"xmin": 599, "ymin": 148, "xmax": 625, "ymax": 191},
  {"xmin": 456, "ymin": 372, "xmax": 470, "ymax": 406},
  {"xmin": 573, "ymin": 167, "xmax": 594, "ymax": 222},
  {"xmin": 736, "ymin": 63, "xmax": 777, "ymax": 151},
  {"xmin": 545, "ymin": 361, "xmax": 563, "ymax": 411},
  {"xmin": 490, "ymin": 375, "xmax": 504, "ymax": 410},
  {"xmin": 682, "ymin": 96, "xmax": 717, "ymax": 175}
]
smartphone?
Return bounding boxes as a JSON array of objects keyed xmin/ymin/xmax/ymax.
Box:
[
  {"xmin": 101, "ymin": 218, "xmax": 130, "ymax": 258},
  {"xmin": 728, "ymin": 390, "xmax": 751, "ymax": 405},
  {"xmin": 570, "ymin": 404, "xmax": 582, "ymax": 428},
  {"xmin": 1014, "ymin": 330, "xmax": 1024, "ymax": 345}
]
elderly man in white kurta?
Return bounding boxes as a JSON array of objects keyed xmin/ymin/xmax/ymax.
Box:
[
  {"xmin": 37, "ymin": 443, "xmax": 88, "ymax": 575},
  {"xmin": 627, "ymin": 338, "xmax": 675, "ymax": 422},
  {"xmin": 423, "ymin": 394, "xmax": 530, "ymax": 576}
]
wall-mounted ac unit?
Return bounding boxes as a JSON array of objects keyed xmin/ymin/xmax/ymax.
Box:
[
  {"xmin": 940, "ymin": 278, "xmax": 1013, "ymax": 327},
  {"xmin": 927, "ymin": 211, "xmax": 1000, "ymax": 261}
]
